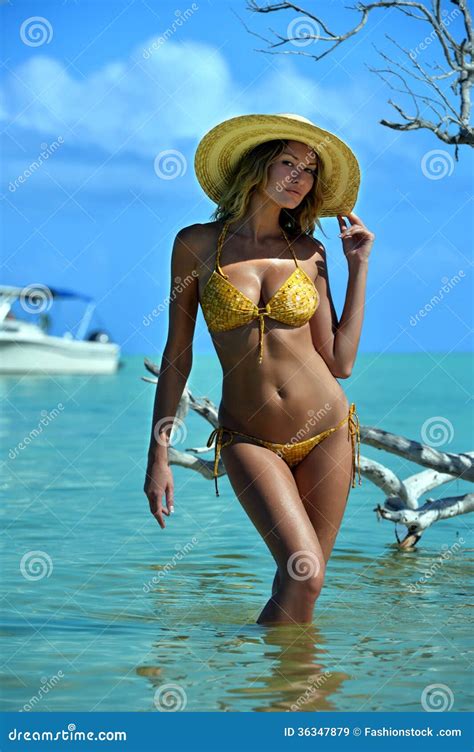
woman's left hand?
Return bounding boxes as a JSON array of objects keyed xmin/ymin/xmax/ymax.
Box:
[{"xmin": 337, "ymin": 212, "xmax": 375, "ymax": 263}]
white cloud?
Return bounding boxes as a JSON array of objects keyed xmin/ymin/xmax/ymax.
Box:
[
  {"xmin": 1, "ymin": 38, "xmax": 236, "ymax": 157},
  {"xmin": 1, "ymin": 35, "xmax": 386, "ymax": 156},
  {"xmin": 2, "ymin": 34, "xmax": 426, "ymax": 200}
]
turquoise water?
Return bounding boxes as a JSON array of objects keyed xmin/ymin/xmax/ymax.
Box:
[{"xmin": 1, "ymin": 353, "xmax": 472, "ymax": 712}]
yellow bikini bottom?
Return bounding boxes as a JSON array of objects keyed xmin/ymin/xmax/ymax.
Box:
[{"xmin": 206, "ymin": 402, "xmax": 362, "ymax": 497}]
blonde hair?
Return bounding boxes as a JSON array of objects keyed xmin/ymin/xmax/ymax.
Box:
[{"xmin": 211, "ymin": 139, "xmax": 329, "ymax": 239}]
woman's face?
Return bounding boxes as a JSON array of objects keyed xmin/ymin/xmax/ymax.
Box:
[{"xmin": 263, "ymin": 140, "xmax": 318, "ymax": 208}]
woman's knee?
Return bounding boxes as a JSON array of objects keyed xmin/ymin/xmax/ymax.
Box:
[{"xmin": 279, "ymin": 548, "xmax": 326, "ymax": 599}]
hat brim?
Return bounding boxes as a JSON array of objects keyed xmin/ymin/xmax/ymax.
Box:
[{"xmin": 194, "ymin": 113, "xmax": 360, "ymax": 218}]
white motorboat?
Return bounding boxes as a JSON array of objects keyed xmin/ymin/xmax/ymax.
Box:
[{"xmin": 0, "ymin": 284, "xmax": 121, "ymax": 374}]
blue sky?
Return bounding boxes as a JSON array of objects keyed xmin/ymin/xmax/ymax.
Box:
[{"xmin": 1, "ymin": 0, "xmax": 472, "ymax": 355}]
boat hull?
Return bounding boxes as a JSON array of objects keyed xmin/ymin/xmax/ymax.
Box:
[{"xmin": 0, "ymin": 332, "xmax": 120, "ymax": 374}]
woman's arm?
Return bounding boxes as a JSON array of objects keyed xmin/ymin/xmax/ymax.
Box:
[
  {"xmin": 309, "ymin": 212, "xmax": 374, "ymax": 378},
  {"xmin": 144, "ymin": 225, "xmax": 200, "ymax": 527}
]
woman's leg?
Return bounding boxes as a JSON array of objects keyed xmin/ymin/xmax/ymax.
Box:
[
  {"xmin": 292, "ymin": 416, "xmax": 355, "ymax": 564},
  {"xmin": 220, "ymin": 439, "xmax": 326, "ymax": 625}
]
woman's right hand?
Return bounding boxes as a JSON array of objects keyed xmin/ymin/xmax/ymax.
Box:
[{"xmin": 143, "ymin": 460, "xmax": 174, "ymax": 529}]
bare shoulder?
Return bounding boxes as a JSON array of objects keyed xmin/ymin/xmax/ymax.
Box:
[
  {"xmin": 297, "ymin": 232, "xmax": 326, "ymax": 260},
  {"xmin": 175, "ymin": 221, "xmax": 219, "ymax": 246},
  {"xmin": 174, "ymin": 221, "xmax": 222, "ymax": 268},
  {"xmin": 293, "ymin": 233, "xmax": 327, "ymax": 283}
]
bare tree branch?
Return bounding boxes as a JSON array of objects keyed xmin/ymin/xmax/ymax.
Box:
[
  {"xmin": 243, "ymin": 0, "xmax": 474, "ymax": 158},
  {"xmin": 375, "ymin": 493, "xmax": 474, "ymax": 548}
]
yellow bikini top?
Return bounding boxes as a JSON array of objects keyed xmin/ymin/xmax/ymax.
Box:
[{"xmin": 200, "ymin": 220, "xmax": 320, "ymax": 363}]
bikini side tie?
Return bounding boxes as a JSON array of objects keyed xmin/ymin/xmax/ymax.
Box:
[
  {"xmin": 347, "ymin": 402, "xmax": 362, "ymax": 487},
  {"xmin": 206, "ymin": 403, "xmax": 362, "ymax": 496},
  {"xmin": 206, "ymin": 426, "xmax": 235, "ymax": 496}
]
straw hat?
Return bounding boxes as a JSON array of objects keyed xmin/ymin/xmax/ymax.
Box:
[{"xmin": 194, "ymin": 113, "xmax": 361, "ymax": 217}]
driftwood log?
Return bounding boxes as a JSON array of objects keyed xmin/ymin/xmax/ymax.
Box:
[{"xmin": 143, "ymin": 358, "xmax": 474, "ymax": 550}]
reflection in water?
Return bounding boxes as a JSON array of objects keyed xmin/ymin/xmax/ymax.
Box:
[
  {"xmin": 136, "ymin": 622, "xmax": 350, "ymax": 712},
  {"xmin": 136, "ymin": 539, "xmax": 473, "ymax": 712},
  {"xmin": 3, "ymin": 355, "xmax": 472, "ymax": 712},
  {"xmin": 232, "ymin": 625, "xmax": 350, "ymax": 712}
]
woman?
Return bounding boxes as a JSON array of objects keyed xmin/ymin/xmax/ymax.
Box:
[{"xmin": 144, "ymin": 113, "xmax": 374, "ymax": 626}]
